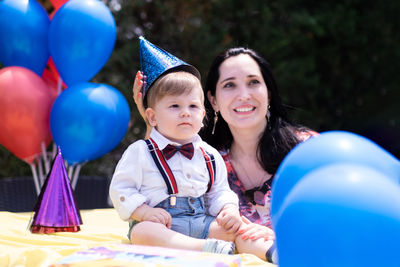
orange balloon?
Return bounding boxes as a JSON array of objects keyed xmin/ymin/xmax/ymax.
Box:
[{"xmin": 0, "ymin": 66, "xmax": 55, "ymax": 163}]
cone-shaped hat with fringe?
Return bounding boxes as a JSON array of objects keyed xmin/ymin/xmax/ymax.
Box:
[
  {"xmin": 139, "ymin": 36, "xmax": 201, "ymax": 100},
  {"xmin": 30, "ymin": 147, "xmax": 82, "ymax": 234}
]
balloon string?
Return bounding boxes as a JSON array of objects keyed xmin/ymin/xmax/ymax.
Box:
[
  {"xmin": 38, "ymin": 156, "xmax": 45, "ymax": 186},
  {"xmin": 41, "ymin": 142, "xmax": 50, "ymax": 175},
  {"xmin": 68, "ymin": 165, "xmax": 73, "ymax": 182},
  {"xmin": 52, "ymin": 143, "xmax": 57, "ymax": 160},
  {"xmin": 71, "ymin": 164, "xmax": 82, "ymax": 190},
  {"xmin": 57, "ymin": 76, "xmax": 62, "ymax": 95},
  {"xmin": 30, "ymin": 163, "xmax": 41, "ymax": 195}
]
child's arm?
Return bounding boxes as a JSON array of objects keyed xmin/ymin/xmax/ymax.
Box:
[
  {"xmin": 216, "ymin": 203, "xmax": 242, "ymax": 234},
  {"xmin": 130, "ymin": 203, "xmax": 172, "ymax": 229},
  {"xmin": 205, "ymin": 146, "xmax": 240, "ymax": 216}
]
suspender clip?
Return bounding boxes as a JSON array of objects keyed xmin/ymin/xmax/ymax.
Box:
[{"xmin": 169, "ymin": 195, "xmax": 177, "ymax": 206}]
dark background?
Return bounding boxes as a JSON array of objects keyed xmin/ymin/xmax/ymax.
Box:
[{"xmin": 1, "ymin": 0, "xmax": 399, "ymax": 180}]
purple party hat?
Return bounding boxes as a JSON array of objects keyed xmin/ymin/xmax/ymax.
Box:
[
  {"xmin": 30, "ymin": 147, "xmax": 82, "ymax": 234},
  {"xmin": 139, "ymin": 36, "xmax": 200, "ymax": 100}
]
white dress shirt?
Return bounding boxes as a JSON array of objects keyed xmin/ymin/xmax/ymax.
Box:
[{"xmin": 109, "ymin": 128, "xmax": 239, "ymax": 221}]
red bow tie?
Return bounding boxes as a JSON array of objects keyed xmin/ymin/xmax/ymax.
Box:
[{"xmin": 162, "ymin": 143, "xmax": 194, "ymax": 160}]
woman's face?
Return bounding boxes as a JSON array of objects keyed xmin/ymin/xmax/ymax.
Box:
[{"xmin": 208, "ymin": 54, "xmax": 269, "ymax": 133}]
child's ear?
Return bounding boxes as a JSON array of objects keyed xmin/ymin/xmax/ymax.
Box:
[{"xmin": 145, "ymin": 108, "xmax": 157, "ymax": 127}]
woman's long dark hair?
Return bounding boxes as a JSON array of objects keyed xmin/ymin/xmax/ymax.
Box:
[{"xmin": 200, "ymin": 47, "xmax": 309, "ymax": 174}]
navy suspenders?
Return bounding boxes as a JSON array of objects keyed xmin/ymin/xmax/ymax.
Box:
[
  {"xmin": 199, "ymin": 146, "xmax": 215, "ymax": 193},
  {"xmin": 145, "ymin": 138, "xmax": 215, "ymax": 205}
]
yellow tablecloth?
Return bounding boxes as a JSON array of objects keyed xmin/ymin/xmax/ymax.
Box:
[{"xmin": 0, "ymin": 209, "xmax": 274, "ymax": 267}]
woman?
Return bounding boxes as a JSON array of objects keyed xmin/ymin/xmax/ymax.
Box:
[{"xmin": 200, "ymin": 47, "xmax": 317, "ymax": 230}]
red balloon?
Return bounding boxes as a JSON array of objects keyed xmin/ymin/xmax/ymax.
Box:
[
  {"xmin": 43, "ymin": 57, "xmax": 67, "ymax": 95},
  {"xmin": 42, "ymin": 67, "xmax": 62, "ymax": 100},
  {"xmin": 0, "ymin": 67, "xmax": 55, "ymax": 163},
  {"xmin": 50, "ymin": 0, "xmax": 69, "ymax": 11},
  {"xmin": 50, "ymin": 9, "xmax": 57, "ymax": 20}
]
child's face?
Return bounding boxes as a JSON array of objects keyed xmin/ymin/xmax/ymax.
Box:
[{"xmin": 146, "ymin": 87, "xmax": 205, "ymax": 144}]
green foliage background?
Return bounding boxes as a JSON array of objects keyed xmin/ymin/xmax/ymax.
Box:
[{"xmin": 1, "ymin": 0, "xmax": 399, "ymax": 178}]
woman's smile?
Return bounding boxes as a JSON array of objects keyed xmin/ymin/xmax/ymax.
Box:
[{"xmin": 234, "ymin": 105, "xmax": 256, "ymax": 114}]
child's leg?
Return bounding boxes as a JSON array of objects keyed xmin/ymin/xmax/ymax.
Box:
[
  {"xmin": 208, "ymin": 220, "xmax": 275, "ymax": 261},
  {"xmin": 130, "ymin": 220, "xmax": 204, "ymax": 251},
  {"xmin": 129, "ymin": 197, "xmax": 235, "ymax": 255},
  {"xmin": 131, "ymin": 220, "xmax": 235, "ymax": 254}
]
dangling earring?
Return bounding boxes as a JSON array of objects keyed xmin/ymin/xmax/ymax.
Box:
[
  {"xmin": 212, "ymin": 111, "xmax": 219, "ymax": 135},
  {"xmin": 267, "ymin": 105, "xmax": 271, "ymax": 130}
]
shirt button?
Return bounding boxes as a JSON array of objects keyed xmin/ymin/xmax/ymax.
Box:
[
  {"xmin": 186, "ymin": 174, "xmax": 191, "ymax": 178},
  {"xmin": 120, "ymin": 196, "xmax": 125, "ymax": 202}
]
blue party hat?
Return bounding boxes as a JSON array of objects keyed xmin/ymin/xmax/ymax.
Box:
[{"xmin": 139, "ymin": 36, "xmax": 200, "ymax": 100}]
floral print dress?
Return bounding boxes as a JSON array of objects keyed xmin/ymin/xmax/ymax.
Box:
[
  {"xmin": 220, "ymin": 130, "xmax": 318, "ymax": 228},
  {"xmin": 220, "ymin": 149, "xmax": 274, "ymax": 228}
]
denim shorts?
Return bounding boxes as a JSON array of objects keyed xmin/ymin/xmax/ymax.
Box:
[{"xmin": 128, "ymin": 196, "xmax": 215, "ymax": 240}]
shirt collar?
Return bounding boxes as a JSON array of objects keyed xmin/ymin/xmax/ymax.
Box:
[{"xmin": 149, "ymin": 128, "xmax": 202, "ymax": 150}]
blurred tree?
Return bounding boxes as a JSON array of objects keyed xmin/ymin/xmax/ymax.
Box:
[{"xmin": 1, "ymin": 0, "xmax": 399, "ymax": 178}]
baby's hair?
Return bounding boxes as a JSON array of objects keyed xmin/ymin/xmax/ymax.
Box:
[{"xmin": 145, "ymin": 71, "xmax": 204, "ymax": 108}]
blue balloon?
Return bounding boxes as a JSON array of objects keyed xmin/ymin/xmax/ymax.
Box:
[
  {"xmin": 274, "ymin": 164, "xmax": 400, "ymax": 267},
  {"xmin": 48, "ymin": 0, "xmax": 116, "ymax": 86},
  {"xmin": 50, "ymin": 82, "xmax": 130, "ymax": 164},
  {"xmin": 0, "ymin": 0, "xmax": 50, "ymax": 75},
  {"xmin": 93, "ymin": 87, "xmax": 131, "ymax": 159},
  {"xmin": 271, "ymin": 131, "xmax": 400, "ymax": 225}
]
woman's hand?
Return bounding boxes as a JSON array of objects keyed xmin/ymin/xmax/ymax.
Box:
[
  {"xmin": 132, "ymin": 71, "xmax": 148, "ymax": 124},
  {"xmin": 133, "ymin": 71, "xmax": 152, "ymax": 137},
  {"xmin": 216, "ymin": 204, "xmax": 242, "ymax": 234},
  {"xmin": 238, "ymin": 216, "xmax": 275, "ymax": 241}
]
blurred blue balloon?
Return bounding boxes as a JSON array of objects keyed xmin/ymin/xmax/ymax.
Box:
[
  {"xmin": 0, "ymin": 0, "xmax": 50, "ymax": 75},
  {"xmin": 48, "ymin": 0, "xmax": 116, "ymax": 86},
  {"xmin": 50, "ymin": 82, "xmax": 130, "ymax": 164},
  {"xmin": 271, "ymin": 131, "xmax": 400, "ymax": 225},
  {"xmin": 274, "ymin": 164, "xmax": 400, "ymax": 267}
]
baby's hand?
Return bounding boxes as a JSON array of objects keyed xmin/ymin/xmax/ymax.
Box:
[
  {"xmin": 216, "ymin": 204, "xmax": 242, "ymax": 234},
  {"xmin": 142, "ymin": 207, "xmax": 172, "ymax": 228}
]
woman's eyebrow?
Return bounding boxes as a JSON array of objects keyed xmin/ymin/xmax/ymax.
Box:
[{"xmin": 219, "ymin": 77, "xmax": 234, "ymax": 84}]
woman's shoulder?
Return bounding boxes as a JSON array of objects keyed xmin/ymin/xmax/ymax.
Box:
[
  {"xmin": 215, "ymin": 148, "xmax": 230, "ymax": 162},
  {"xmin": 200, "ymin": 140, "xmax": 224, "ymax": 157},
  {"xmin": 218, "ymin": 148, "xmax": 229, "ymax": 157},
  {"xmin": 295, "ymin": 129, "xmax": 319, "ymax": 142}
]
